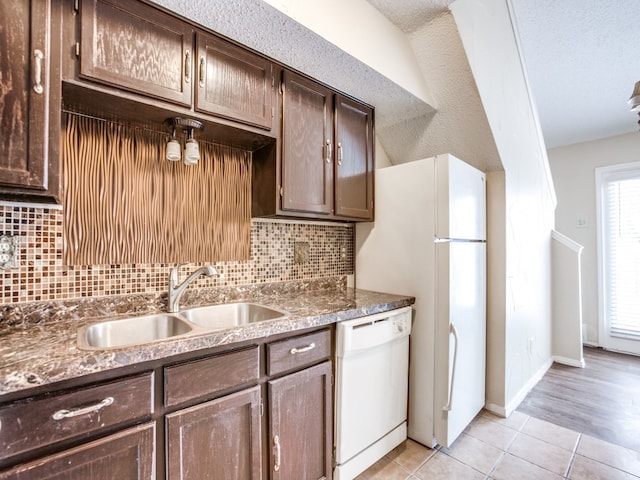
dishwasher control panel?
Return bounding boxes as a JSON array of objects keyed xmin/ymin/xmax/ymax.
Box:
[{"xmin": 336, "ymin": 307, "xmax": 412, "ymax": 357}]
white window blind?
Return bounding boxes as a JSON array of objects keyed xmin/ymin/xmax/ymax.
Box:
[{"xmin": 602, "ymin": 169, "xmax": 640, "ymax": 338}]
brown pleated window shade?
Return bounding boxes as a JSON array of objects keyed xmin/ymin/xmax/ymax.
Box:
[{"xmin": 62, "ymin": 113, "xmax": 251, "ymax": 265}]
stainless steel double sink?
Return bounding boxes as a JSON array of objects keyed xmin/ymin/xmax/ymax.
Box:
[{"xmin": 77, "ymin": 303, "xmax": 288, "ymax": 350}]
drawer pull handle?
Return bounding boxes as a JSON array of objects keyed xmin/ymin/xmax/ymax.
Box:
[
  {"xmin": 325, "ymin": 139, "xmax": 332, "ymax": 163},
  {"xmin": 337, "ymin": 142, "xmax": 343, "ymax": 166},
  {"xmin": 290, "ymin": 342, "xmax": 315, "ymax": 355},
  {"xmin": 52, "ymin": 396, "xmax": 114, "ymax": 420},
  {"xmin": 273, "ymin": 434, "xmax": 281, "ymax": 471}
]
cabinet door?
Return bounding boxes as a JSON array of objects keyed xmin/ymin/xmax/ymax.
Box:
[
  {"xmin": 166, "ymin": 386, "xmax": 262, "ymax": 480},
  {"xmin": 0, "ymin": 0, "xmax": 52, "ymax": 192},
  {"xmin": 268, "ymin": 362, "xmax": 332, "ymax": 480},
  {"xmin": 334, "ymin": 95, "xmax": 374, "ymax": 220},
  {"xmin": 0, "ymin": 423, "xmax": 155, "ymax": 480},
  {"xmin": 79, "ymin": 0, "xmax": 193, "ymax": 106},
  {"xmin": 195, "ymin": 33, "xmax": 273, "ymax": 130},
  {"xmin": 281, "ymin": 71, "xmax": 333, "ymax": 215}
]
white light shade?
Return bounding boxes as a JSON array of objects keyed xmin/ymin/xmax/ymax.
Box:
[
  {"xmin": 184, "ymin": 138, "xmax": 199, "ymax": 165},
  {"xmin": 166, "ymin": 139, "xmax": 181, "ymax": 161}
]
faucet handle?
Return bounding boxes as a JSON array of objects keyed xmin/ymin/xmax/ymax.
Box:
[{"xmin": 169, "ymin": 263, "xmax": 188, "ymax": 285}]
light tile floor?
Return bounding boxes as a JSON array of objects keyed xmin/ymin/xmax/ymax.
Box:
[{"xmin": 355, "ymin": 410, "xmax": 640, "ymax": 480}]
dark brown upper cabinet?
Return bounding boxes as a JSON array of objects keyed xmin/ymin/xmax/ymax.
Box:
[
  {"xmin": 79, "ymin": 0, "xmax": 193, "ymax": 106},
  {"xmin": 0, "ymin": 0, "xmax": 61, "ymax": 202},
  {"xmin": 281, "ymin": 70, "xmax": 334, "ymax": 215},
  {"xmin": 334, "ymin": 94, "xmax": 374, "ymax": 220},
  {"xmin": 274, "ymin": 70, "xmax": 374, "ymax": 221},
  {"xmin": 195, "ymin": 33, "xmax": 273, "ymax": 130},
  {"xmin": 74, "ymin": 0, "xmax": 275, "ymax": 134}
]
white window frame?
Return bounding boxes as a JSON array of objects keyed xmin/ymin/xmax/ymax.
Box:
[{"xmin": 596, "ymin": 161, "xmax": 640, "ymax": 355}]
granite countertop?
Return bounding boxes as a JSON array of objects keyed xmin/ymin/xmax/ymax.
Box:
[{"xmin": 0, "ymin": 281, "xmax": 414, "ymax": 398}]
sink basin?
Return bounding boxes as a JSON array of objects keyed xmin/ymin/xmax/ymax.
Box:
[
  {"xmin": 179, "ymin": 303, "xmax": 287, "ymax": 329},
  {"xmin": 77, "ymin": 313, "xmax": 193, "ymax": 350}
]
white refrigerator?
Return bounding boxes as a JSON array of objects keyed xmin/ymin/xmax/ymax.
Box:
[{"xmin": 355, "ymin": 153, "xmax": 486, "ymax": 448}]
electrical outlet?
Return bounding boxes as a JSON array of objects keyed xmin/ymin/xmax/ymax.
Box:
[{"xmin": 0, "ymin": 235, "xmax": 19, "ymax": 270}]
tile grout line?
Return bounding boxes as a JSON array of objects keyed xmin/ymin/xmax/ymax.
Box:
[{"xmin": 563, "ymin": 432, "xmax": 582, "ymax": 479}]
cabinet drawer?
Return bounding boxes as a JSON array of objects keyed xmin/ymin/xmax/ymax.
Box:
[
  {"xmin": 267, "ymin": 329, "xmax": 331, "ymax": 376},
  {"xmin": 0, "ymin": 372, "xmax": 154, "ymax": 462},
  {"xmin": 165, "ymin": 346, "xmax": 260, "ymax": 407}
]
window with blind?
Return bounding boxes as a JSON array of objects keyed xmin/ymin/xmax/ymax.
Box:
[{"xmin": 597, "ymin": 162, "xmax": 640, "ymax": 348}]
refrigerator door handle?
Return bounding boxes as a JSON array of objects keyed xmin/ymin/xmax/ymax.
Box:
[{"xmin": 443, "ymin": 322, "xmax": 459, "ymax": 412}]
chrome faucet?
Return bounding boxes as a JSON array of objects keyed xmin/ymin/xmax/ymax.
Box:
[{"xmin": 167, "ymin": 264, "xmax": 218, "ymax": 313}]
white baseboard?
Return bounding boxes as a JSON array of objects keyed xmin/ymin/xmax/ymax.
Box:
[
  {"xmin": 552, "ymin": 355, "xmax": 585, "ymax": 368},
  {"xmin": 504, "ymin": 358, "xmax": 553, "ymax": 416},
  {"xmin": 485, "ymin": 358, "xmax": 553, "ymax": 418},
  {"xmin": 483, "ymin": 402, "xmax": 507, "ymax": 418}
]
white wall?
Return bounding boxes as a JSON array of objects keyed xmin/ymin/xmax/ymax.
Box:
[
  {"xmin": 548, "ymin": 132, "xmax": 640, "ymax": 345},
  {"xmin": 451, "ymin": 0, "xmax": 556, "ymax": 415},
  {"xmin": 551, "ymin": 231, "xmax": 584, "ymax": 366}
]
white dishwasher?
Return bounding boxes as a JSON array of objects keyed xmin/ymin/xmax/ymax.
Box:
[{"xmin": 334, "ymin": 306, "xmax": 412, "ymax": 480}]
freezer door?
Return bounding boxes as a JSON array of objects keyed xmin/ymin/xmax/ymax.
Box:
[
  {"xmin": 434, "ymin": 241, "xmax": 486, "ymax": 448},
  {"xmin": 435, "ymin": 154, "xmax": 486, "ymax": 241}
]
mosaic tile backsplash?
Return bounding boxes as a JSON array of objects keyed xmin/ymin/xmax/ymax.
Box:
[{"xmin": 0, "ymin": 204, "xmax": 354, "ymax": 305}]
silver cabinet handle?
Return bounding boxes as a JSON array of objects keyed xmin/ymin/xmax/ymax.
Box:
[
  {"xmin": 199, "ymin": 56, "xmax": 205, "ymax": 87},
  {"xmin": 290, "ymin": 342, "xmax": 315, "ymax": 355},
  {"xmin": 33, "ymin": 49, "xmax": 44, "ymax": 95},
  {"xmin": 443, "ymin": 323, "xmax": 458, "ymax": 412},
  {"xmin": 337, "ymin": 142, "xmax": 343, "ymax": 166},
  {"xmin": 52, "ymin": 397, "xmax": 114, "ymax": 420},
  {"xmin": 325, "ymin": 139, "xmax": 332, "ymax": 163},
  {"xmin": 273, "ymin": 434, "xmax": 281, "ymax": 472},
  {"xmin": 184, "ymin": 50, "xmax": 191, "ymax": 84}
]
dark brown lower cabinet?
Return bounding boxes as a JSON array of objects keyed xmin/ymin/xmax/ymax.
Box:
[
  {"xmin": 0, "ymin": 328, "xmax": 334, "ymax": 479},
  {"xmin": 268, "ymin": 362, "xmax": 333, "ymax": 480},
  {"xmin": 166, "ymin": 386, "xmax": 262, "ymax": 480},
  {"xmin": 0, "ymin": 423, "xmax": 155, "ymax": 480}
]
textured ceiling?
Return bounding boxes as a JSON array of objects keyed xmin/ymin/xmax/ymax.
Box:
[
  {"xmin": 507, "ymin": 0, "xmax": 640, "ymax": 148},
  {"xmin": 369, "ymin": 0, "xmax": 640, "ymax": 149},
  {"xmin": 366, "ymin": 0, "xmax": 455, "ymax": 33},
  {"xmin": 377, "ymin": 11, "xmax": 501, "ymax": 173}
]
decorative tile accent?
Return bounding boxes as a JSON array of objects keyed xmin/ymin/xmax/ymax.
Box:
[
  {"xmin": 294, "ymin": 241, "xmax": 310, "ymax": 264},
  {"xmin": 0, "ymin": 203, "xmax": 354, "ymax": 305}
]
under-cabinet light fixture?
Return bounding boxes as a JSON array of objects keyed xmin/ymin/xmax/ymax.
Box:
[
  {"xmin": 628, "ymin": 80, "xmax": 640, "ymax": 128},
  {"xmin": 166, "ymin": 128, "xmax": 181, "ymax": 161},
  {"xmin": 184, "ymin": 128, "xmax": 200, "ymax": 165},
  {"xmin": 164, "ymin": 117, "xmax": 204, "ymax": 165}
]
